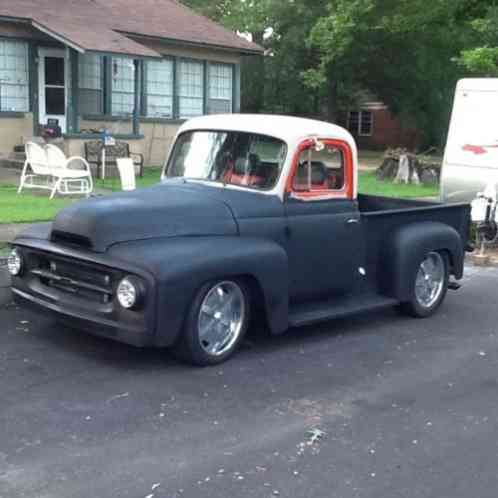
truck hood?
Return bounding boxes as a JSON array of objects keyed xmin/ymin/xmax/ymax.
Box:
[{"xmin": 50, "ymin": 182, "xmax": 239, "ymax": 252}]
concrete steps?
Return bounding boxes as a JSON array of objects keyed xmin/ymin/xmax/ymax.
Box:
[{"xmin": 1, "ymin": 137, "xmax": 66, "ymax": 172}]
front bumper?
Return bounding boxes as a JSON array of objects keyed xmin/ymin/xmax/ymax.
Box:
[
  {"xmin": 10, "ymin": 241, "xmax": 157, "ymax": 348},
  {"xmin": 13, "ymin": 288, "xmax": 150, "ymax": 347}
]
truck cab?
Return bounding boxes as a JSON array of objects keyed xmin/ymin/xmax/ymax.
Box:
[{"xmin": 8, "ymin": 115, "xmax": 471, "ymax": 365}]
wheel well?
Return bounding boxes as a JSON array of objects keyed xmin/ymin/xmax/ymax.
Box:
[
  {"xmin": 238, "ymin": 274, "xmax": 269, "ymax": 329},
  {"xmin": 437, "ymin": 248, "xmax": 454, "ymax": 275}
]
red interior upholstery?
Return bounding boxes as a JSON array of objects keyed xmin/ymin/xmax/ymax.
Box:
[{"xmin": 226, "ymin": 172, "xmax": 265, "ymax": 186}]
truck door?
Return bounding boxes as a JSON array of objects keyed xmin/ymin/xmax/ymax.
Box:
[{"xmin": 284, "ymin": 139, "xmax": 365, "ymax": 301}]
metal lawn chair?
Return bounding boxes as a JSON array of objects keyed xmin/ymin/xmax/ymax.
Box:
[
  {"xmin": 18, "ymin": 143, "xmax": 93, "ymax": 199},
  {"xmin": 18, "ymin": 142, "xmax": 54, "ymax": 196}
]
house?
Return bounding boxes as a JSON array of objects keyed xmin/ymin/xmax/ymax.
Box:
[
  {"xmin": 346, "ymin": 101, "xmax": 420, "ymax": 151},
  {"xmin": 0, "ymin": 0, "xmax": 262, "ymax": 167}
]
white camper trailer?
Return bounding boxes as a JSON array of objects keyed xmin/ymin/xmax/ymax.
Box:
[{"xmin": 441, "ymin": 78, "xmax": 498, "ymax": 204}]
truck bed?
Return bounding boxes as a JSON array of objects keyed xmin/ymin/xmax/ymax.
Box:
[
  {"xmin": 357, "ymin": 194, "xmax": 471, "ymax": 289},
  {"xmin": 358, "ymin": 193, "xmax": 439, "ymax": 213}
]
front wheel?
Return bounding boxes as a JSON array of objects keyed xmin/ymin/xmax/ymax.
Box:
[
  {"xmin": 400, "ymin": 251, "xmax": 449, "ymax": 318},
  {"xmin": 173, "ymin": 279, "xmax": 250, "ymax": 366}
]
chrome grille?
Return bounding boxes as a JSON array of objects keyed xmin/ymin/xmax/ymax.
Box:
[{"xmin": 31, "ymin": 253, "xmax": 114, "ymax": 304}]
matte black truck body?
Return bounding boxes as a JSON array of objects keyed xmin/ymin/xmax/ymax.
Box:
[
  {"xmin": 10, "ymin": 184, "xmax": 469, "ymax": 345},
  {"xmin": 9, "ymin": 115, "xmax": 470, "ymax": 363}
]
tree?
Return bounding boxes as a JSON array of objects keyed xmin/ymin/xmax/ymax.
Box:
[
  {"xmin": 457, "ymin": 5, "xmax": 498, "ymax": 75},
  {"xmin": 304, "ymin": 0, "xmax": 477, "ymax": 146},
  {"xmin": 181, "ymin": 0, "xmax": 492, "ymax": 147}
]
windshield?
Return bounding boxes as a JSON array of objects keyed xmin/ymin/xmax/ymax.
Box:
[{"xmin": 165, "ymin": 130, "xmax": 287, "ymax": 190}]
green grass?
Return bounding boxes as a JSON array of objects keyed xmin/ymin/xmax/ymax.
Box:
[
  {"xmin": 94, "ymin": 167, "xmax": 162, "ymax": 191},
  {"xmin": 0, "ymin": 185, "xmax": 75, "ymax": 224},
  {"xmin": 0, "ymin": 243, "xmax": 10, "ymax": 258},
  {"xmin": 0, "ymin": 168, "xmax": 164, "ymax": 224},
  {"xmin": 358, "ymin": 171, "xmax": 439, "ymax": 198},
  {"xmin": 0, "ymin": 168, "xmax": 438, "ymax": 225}
]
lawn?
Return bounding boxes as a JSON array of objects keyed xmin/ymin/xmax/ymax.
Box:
[
  {"xmin": 358, "ymin": 171, "xmax": 439, "ymax": 198},
  {"xmin": 0, "ymin": 168, "xmax": 164, "ymax": 224},
  {"xmin": 0, "ymin": 168, "xmax": 438, "ymax": 225},
  {"xmin": 0, "ymin": 185, "xmax": 74, "ymax": 224},
  {"xmin": 0, "ymin": 242, "xmax": 10, "ymax": 258},
  {"xmin": 94, "ymin": 167, "xmax": 162, "ymax": 191},
  {"xmin": 95, "ymin": 168, "xmax": 439, "ymax": 198}
]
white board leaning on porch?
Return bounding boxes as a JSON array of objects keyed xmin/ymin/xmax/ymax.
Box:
[
  {"xmin": 18, "ymin": 142, "xmax": 93, "ymax": 199},
  {"xmin": 116, "ymin": 158, "xmax": 136, "ymax": 191}
]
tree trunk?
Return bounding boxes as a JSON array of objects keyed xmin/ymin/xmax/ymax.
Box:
[{"xmin": 326, "ymin": 79, "xmax": 338, "ymax": 122}]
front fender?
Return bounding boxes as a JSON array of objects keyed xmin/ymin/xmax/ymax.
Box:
[
  {"xmin": 381, "ymin": 222, "xmax": 465, "ymax": 301},
  {"xmin": 109, "ymin": 236, "xmax": 289, "ymax": 346}
]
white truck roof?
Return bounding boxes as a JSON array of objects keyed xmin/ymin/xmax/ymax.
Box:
[{"xmin": 179, "ymin": 114, "xmax": 357, "ymax": 153}]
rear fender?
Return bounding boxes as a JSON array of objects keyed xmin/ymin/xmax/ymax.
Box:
[{"xmin": 381, "ymin": 222, "xmax": 464, "ymax": 301}]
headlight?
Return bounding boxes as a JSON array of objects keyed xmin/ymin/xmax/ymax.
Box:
[
  {"xmin": 116, "ymin": 276, "xmax": 144, "ymax": 309},
  {"xmin": 7, "ymin": 248, "xmax": 23, "ymax": 276}
]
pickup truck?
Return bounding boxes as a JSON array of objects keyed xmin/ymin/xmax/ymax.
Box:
[{"xmin": 8, "ymin": 115, "xmax": 471, "ymax": 365}]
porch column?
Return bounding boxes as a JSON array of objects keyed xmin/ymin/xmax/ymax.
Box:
[
  {"xmin": 68, "ymin": 48, "xmax": 80, "ymax": 134},
  {"xmin": 133, "ymin": 59, "xmax": 141, "ymax": 136},
  {"xmin": 233, "ymin": 62, "xmax": 241, "ymax": 113}
]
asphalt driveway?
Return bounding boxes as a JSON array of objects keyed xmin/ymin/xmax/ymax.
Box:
[{"xmin": 1, "ymin": 264, "xmax": 498, "ymax": 498}]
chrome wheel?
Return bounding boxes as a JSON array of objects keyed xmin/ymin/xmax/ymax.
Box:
[
  {"xmin": 198, "ymin": 281, "xmax": 246, "ymax": 357},
  {"xmin": 415, "ymin": 252, "xmax": 445, "ymax": 308}
]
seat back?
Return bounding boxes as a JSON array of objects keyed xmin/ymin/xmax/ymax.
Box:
[
  {"xmin": 116, "ymin": 157, "xmax": 136, "ymax": 191},
  {"xmin": 84, "ymin": 140, "xmax": 103, "ymax": 164},
  {"xmin": 25, "ymin": 142, "xmax": 50, "ymax": 174},
  {"xmin": 105, "ymin": 141, "xmax": 130, "ymax": 165},
  {"xmin": 293, "ymin": 161, "xmax": 329, "ymax": 191},
  {"xmin": 45, "ymin": 144, "xmax": 67, "ymax": 171}
]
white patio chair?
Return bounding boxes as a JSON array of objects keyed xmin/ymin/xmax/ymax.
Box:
[
  {"xmin": 116, "ymin": 158, "xmax": 136, "ymax": 191},
  {"xmin": 18, "ymin": 143, "xmax": 93, "ymax": 199},
  {"xmin": 44, "ymin": 144, "xmax": 93, "ymax": 199},
  {"xmin": 18, "ymin": 142, "xmax": 53, "ymax": 195}
]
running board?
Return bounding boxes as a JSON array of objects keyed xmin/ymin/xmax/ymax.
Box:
[{"xmin": 289, "ymin": 293, "xmax": 398, "ymax": 328}]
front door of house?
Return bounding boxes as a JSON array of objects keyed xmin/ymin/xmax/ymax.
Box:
[{"xmin": 38, "ymin": 48, "xmax": 67, "ymax": 133}]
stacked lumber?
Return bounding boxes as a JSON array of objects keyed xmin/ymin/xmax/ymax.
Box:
[{"xmin": 375, "ymin": 148, "xmax": 441, "ymax": 186}]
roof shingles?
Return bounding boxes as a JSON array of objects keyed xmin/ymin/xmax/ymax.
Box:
[{"xmin": 0, "ymin": 0, "xmax": 262, "ymax": 56}]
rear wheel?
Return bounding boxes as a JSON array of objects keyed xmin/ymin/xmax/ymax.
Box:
[
  {"xmin": 173, "ymin": 279, "xmax": 250, "ymax": 366},
  {"xmin": 400, "ymin": 251, "xmax": 449, "ymax": 318}
]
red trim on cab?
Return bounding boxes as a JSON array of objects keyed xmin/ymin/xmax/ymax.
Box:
[{"xmin": 286, "ymin": 138, "xmax": 354, "ymax": 200}]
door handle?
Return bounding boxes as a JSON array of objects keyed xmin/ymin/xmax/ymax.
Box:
[{"xmin": 346, "ymin": 218, "xmax": 360, "ymax": 224}]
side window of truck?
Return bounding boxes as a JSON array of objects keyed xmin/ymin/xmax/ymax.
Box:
[{"xmin": 291, "ymin": 142, "xmax": 349, "ymax": 199}]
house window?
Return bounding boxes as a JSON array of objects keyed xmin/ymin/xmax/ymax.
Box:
[
  {"xmin": 177, "ymin": 60, "xmax": 204, "ymax": 118},
  {"xmin": 112, "ymin": 57, "xmax": 135, "ymax": 116},
  {"xmin": 79, "ymin": 54, "xmax": 103, "ymax": 114},
  {"xmin": 145, "ymin": 59, "xmax": 173, "ymax": 118},
  {"xmin": 208, "ymin": 63, "xmax": 232, "ymax": 114},
  {"xmin": 348, "ymin": 110, "xmax": 373, "ymax": 136},
  {"xmin": 0, "ymin": 40, "xmax": 29, "ymax": 112}
]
